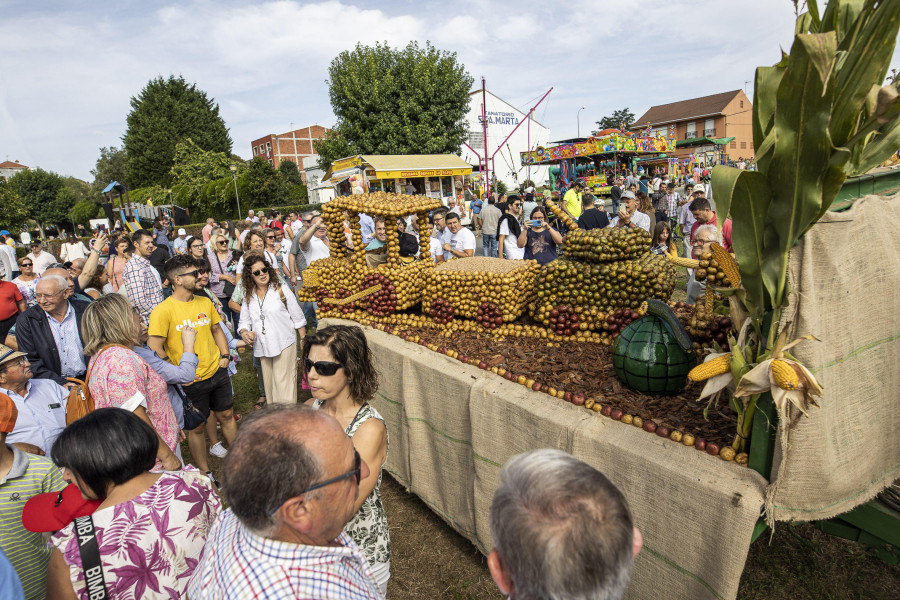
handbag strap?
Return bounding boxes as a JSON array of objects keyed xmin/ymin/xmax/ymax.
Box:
[
  {"xmin": 87, "ymin": 344, "xmax": 127, "ymax": 382},
  {"xmin": 74, "ymin": 515, "xmax": 108, "ymax": 598}
]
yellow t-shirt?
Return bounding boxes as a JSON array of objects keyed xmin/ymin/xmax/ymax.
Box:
[
  {"xmin": 148, "ymin": 295, "xmax": 222, "ymax": 381},
  {"xmin": 564, "ymin": 188, "xmax": 583, "ymax": 218}
]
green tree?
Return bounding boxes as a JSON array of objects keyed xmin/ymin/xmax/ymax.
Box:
[
  {"xmin": 7, "ymin": 168, "xmax": 69, "ymax": 237},
  {"xmin": 315, "ymin": 41, "xmax": 473, "ymax": 168},
  {"xmin": 278, "ymin": 159, "xmax": 304, "ymax": 185},
  {"xmin": 90, "ymin": 146, "xmax": 128, "ymax": 194},
  {"xmin": 596, "ymin": 108, "xmax": 636, "ymax": 131},
  {"xmin": 71, "ymin": 199, "xmax": 101, "ymax": 225},
  {"xmin": 123, "ymin": 75, "xmax": 232, "ymax": 188},
  {"xmin": 0, "ymin": 182, "xmax": 28, "ymax": 231},
  {"xmin": 245, "ymin": 157, "xmax": 288, "ymax": 208},
  {"xmin": 170, "ymin": 138, "xmax": 238, "ymax": 191}
]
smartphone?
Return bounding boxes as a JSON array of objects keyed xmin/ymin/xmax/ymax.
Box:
[{"xmin": 527, "ymin": 219, "xmax": 543, "ymax": 228}]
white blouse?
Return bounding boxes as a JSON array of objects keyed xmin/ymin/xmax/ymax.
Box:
[{"xmin": 237, "ymin": 283, "xmax": 306, "ymax": 357}]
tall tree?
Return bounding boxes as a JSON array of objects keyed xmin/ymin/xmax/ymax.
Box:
[
  {"xmin": 245, "ymin": 157, "xmax": 287, "ymax": 208},
  {"xmin": 90, "ymin": 146, "xmax": 128, "ymax": 194},
  {"xmin": 123, "ymin": 75, "xmax": 232, "ymax": 188},
  {"xmin": 315, "ymin": 41, "xmax": 473, "ymax": 168},
  {"xmin": 7, "ymin": 168, "xmax": 69, "ymax": 236},
  {"xmin": 595, "ymin": 108, "xmax": 636, "ymax": 131},
  {"xmin": 0, "ymin": 182, "xmax": 28, "ymax": 231},
  {"xmin": 278, "ymin": 159, "xmax": 304, "ymax": 186}
]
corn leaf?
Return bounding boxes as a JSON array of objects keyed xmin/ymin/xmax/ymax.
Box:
[
  {"xmin": 711, "ymin": 166, "xmax": 780, "ymax": 310},
  {"xmin": 820, "ymin": 0, "xmax": 867, "ymax": 43},
  {"xmin": 830, "ymin": 0, "xmax": 900, "ymax": 144},
  {"xmin": 766, "ymin": 32, "xmax": 836, "ymax": 307},
  {"xmin": 752, "ymin": 55, "xmax": 788, "ymax": 172}
]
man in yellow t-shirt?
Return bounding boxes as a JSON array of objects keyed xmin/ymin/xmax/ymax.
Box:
[
  {"xmin": 148, "ymin": 255, "xmax": 233, "ymax": 485},
  {"xmin": 563, "ymin": 179, "xmax": 588, "ymax": 220}
]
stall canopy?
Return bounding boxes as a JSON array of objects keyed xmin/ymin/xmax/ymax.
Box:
[
  {"xmin": 321, "ymin": 154, "xmax": 473, "ymax": 185},
  {"xmin": 676, "ymin": 136, "xmax": 735, "ymax": 148}
]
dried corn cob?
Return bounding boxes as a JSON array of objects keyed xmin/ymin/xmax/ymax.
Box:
[
  {"xmin": 667, "ymin": 255, "xmax": 700, "ymax": 269},
  {"xmin": 688, "ymin": 354, "xmax": 732, "ymax": 382},
  {"xmin": 771, "ymin": 359, "xmax": 800, "ymax": 390},
  {"xmin": 710, "ymin": 243, "xmax": 741, "ymax": 287}
]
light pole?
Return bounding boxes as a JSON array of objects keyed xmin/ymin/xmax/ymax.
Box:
[
  {"xmin": 577, "ymin": 106, "xmax": 586, "ymax": 138},
  {"xmin": 229, "ymin": 165, "xmax": 242, "ymax": 219}
]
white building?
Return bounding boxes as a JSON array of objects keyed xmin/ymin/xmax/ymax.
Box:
[
  {"xmin": 0, "ymin": 160, "xmax": 28, "ymax": 181},
  {"xmin": 303, "ymin": 155, "xmax": 335, "ymax": 205},
  {"xmin": 460, "ymin": 89, "xmax": 550, "ymax": 190}
]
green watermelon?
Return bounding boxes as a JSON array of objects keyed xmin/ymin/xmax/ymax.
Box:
[{"xmin": 612, "ymin": 301, "xmax": 696, "ymax": 396}]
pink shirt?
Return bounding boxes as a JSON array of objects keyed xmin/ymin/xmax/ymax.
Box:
[
  {"xmin": 202, "ymin": 223, "xmax": 214, "ymax": 244},
  {"xmin": 87, "ymin": 345, "xmax": 179, "ymax": 471}
]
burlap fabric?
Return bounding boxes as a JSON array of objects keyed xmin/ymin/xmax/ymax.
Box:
[
  {"xmin": 322, "ymin": 318, "xmax": 768, "ymax": 600},
  {"xmin": 772, "ymin": 193, "xmax": 900, "ymax": 522}
]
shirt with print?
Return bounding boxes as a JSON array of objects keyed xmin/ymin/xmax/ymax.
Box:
[
  {"xmin": 52, "ymin": 470, "xmax": 220, "ymax": 600},
  {"xmin": 148, "ymin": 295, "xmax": 222, "ymax": 381},
  {"xmin": 0, "ymin": 447, "xmax": 65, "ymax": 600}
]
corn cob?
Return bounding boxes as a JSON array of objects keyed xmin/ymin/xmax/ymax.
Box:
[
  {"xmin": 771, "ymin": 359, "xmax": 800, "ymax": 390},
  {"xmin": 704, "ymin": 283, "xmax": 715, "ymax": 313},
  {"xmin": 710, "ymin": 243, "xmax": 741, "ymax": 287},
  {"xmin": 545, "ymin": 199, "xmax": 579, "ymax": 230},
  {"xmin": 667, "ymin": 255, "xmax": 700, "ymax": 269},
  {"xmin": 688, "ymin": 354, "xmax": 732, "ymax": 382}
]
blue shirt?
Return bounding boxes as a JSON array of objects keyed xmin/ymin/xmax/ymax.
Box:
[
  {"xmin": 44, "ymin": 304, "xmax": 86, "ymax": 377},
  {"xmin": 359, "ymin": 214, "xmax": 375, "ymax": 245},
  {"xmin": 0, "ymin": 379, "xmax": 68, "ymax": 455},
  {"xmin": 0, "ymin": 548, "xmax": 24, "ymax": 600},
  {"xmin": 134, "ymin": 344, "xmax": 199, "ymax": 430}
]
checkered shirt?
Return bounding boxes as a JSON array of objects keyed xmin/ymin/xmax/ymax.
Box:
[
  {"xmin": 187, "ymin": 510, "xmax": 381, "ymax": 600},
  {"xmin": 122, "ymin": 255, "xmax": 164, "ymax": 324}
]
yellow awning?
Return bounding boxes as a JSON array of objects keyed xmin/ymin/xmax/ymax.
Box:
[{"xmin": 361, "ymin": 154, "xmax": 473, "ymax": 179}]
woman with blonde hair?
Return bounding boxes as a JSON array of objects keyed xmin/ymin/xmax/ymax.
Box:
[{"xmin": 81, "ymin": 294, "xmax": 181, "ymax": 471}]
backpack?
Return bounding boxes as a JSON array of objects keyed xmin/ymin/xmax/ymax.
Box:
[{"xmin": 65, "ymin": 344, "xmax": 125, "ymax": 425}]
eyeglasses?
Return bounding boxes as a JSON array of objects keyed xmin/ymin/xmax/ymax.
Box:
[
  {"xmin": 19, "ymin": 263, "xmax": 32, "ymax": 267},
  {"xmin": 266, "ymin": 235, "xmax": 275, "ymax": 239},
  {"xmin": 179, "ymin": 270, "xmax": 200, "ymax": 278},
  {"xmin": 303, "ymin": 357, "xmax": 343, "ymax": 376},
  {"xmin": 267, "ymin": 450, "xmax": 362, "ymax": 516},
  {"xmin": 3, "ymin": 357, "xmax": 27, "ymax": 369},
  {"xmin": 217, "ymin": 241, "xmax": 228, "ymax": 245},
  {"xmin": 692, "ymin": 239, "xmax": 714, "ymax": 246},
  {"xmin": 251, "ymin": 269, "xmax": 268, "ymax": 276},
  {"xmin": 191, "ymin": 244, "xmax": 203, "ymax": 249},
  {"xmin": 35, "ymin": 291, "xmax": 64, "ymax": 300}
]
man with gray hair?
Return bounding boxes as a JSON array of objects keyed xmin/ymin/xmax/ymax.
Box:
[
  {"xmin": 189, "ymin": 405, "xmax": 380, "ymax": 599},
  {"xmin": 13, "ymin": 274, "xmax": 89, "ymax": 386},
  {"xmin": 488, "ymin": 449, "xmax": 642, "ymax": 600},
  {"xmin": 686, "ymin": 224, "xmax": 721, "ymax": 304}
]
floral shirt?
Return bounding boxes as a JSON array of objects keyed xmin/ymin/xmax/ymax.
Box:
[
  {"xmin": 312, "ymin": 400, "xmax": 390, "ymax": 567},
  {"xmin": 12, "ymin": 275, "xmax": 39, "ymax": 307},
  {"xmin": 51, "ymin": 470, "xmax": 220, "ymax": 600},
  {"xmin": 88, "ymin": 345, "xmax": 180, "ymax": 471}
]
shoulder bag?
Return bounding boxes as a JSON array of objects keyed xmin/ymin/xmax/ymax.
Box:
[
  {"xmin": 65, "ymin": 344, "xmax": 125, "ymax": 425},
  {"xmin": 213, "ymin": 253, "xmax": 235, "ymax": 298}
]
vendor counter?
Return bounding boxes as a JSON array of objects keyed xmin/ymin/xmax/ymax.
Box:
[{"xmin": 321, "ymin": 318, "xmax": 768, "ymax": 600}]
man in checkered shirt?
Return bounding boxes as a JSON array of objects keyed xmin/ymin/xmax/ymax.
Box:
[{"xmin": 188, "ymin": 405, "xmax": 381, "ymax": 600}]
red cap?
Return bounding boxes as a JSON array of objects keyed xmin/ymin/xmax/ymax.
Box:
[
  {"xmin": 22, "ymin": 484, "xmax": 102, "ymax": 532},
  {"xmin": 0, "ymin": 393, "xmax": 17, "ymax": 434}
]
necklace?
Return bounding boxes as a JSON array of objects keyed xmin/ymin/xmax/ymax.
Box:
[{"xmin": 256, "ymin": 287, "xmax": 268, "ymax": 334}]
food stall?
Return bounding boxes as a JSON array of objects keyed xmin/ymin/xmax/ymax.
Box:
[
  {"xmin": 319, "ymin": 154, "xmax": 474, "ymax": 204},
  {"xmin": 522, "ymin": 131, "xmax": 676, "ymax": 195}
]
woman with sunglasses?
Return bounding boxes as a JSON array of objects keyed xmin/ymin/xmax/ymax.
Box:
[
  {"xmin": 237, "ymin": 253, "xmax": 305, "ymax": 406},
  {"xmin": 208, "ymin": 233, "xmax": 237, "ymax": 327},
  {"xmin": 261, "ymin": 227, "xmax": 280, "ymax": 272},
  {"xmin": 303, "ymin": 325, "xmax": 390, "ymax": 595},
  {"xmin": 13, "ymin": 257, "xmax": 39, "ymax": 307},
  {"xmin": 497, "ymin": 197, "xmax": 525, "ymax": 260}
]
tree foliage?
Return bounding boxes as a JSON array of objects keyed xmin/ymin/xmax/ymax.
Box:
[
  {"xmin": 0, "ymin": 182, "xmax": 28, "ymax": 230},
  {"xmin": 170, "ymin": 138, "xmax": 237, "ymax": 191},
  {"xmin": 315, "ymin": 41, "xmax": 473, "ymax": 168},
  {"xmin": 71, "ymin": 199, "xmax": 102, "ymax": 225},
  {"xmin": 123, "ymin": 75, "xmax": 232, "ymax": 188},
  {"xmin": 278, "ymin": 159, "xmax": 304, "ymax": 185},
  {"xmin": 91, "ymin": 146, "xmax": 128, "ymax": 194},
  {"xmin": 7, "ymin": 168, "xmax": 71, "ymax": 234},
  {"xmin": 596, "ymin": 108, "xmax": 636, "ymax": 131},
  {"xmin": 245, "ymin": 157, "xmax": 288, "ymax": 208}
]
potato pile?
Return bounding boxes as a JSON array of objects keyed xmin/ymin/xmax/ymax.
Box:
[
  {"xmin": 297, "ymin": 257, "xmax": 361, "ymax": 303},
  {"xmin": 421, "ymin": 257, "xmax": 540, "ymax": 322},
  {"xmin": 530, "ymin": 252, "xmax": 677, "ymax": 340},
  {"xmin": 563, "ymin": 228, "xmax": 651, "ymax": 262}
]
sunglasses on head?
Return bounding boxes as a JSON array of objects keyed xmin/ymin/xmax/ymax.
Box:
[{"xmin": 303, "ymin": 357, "xmax": 343, "ymax": 376}]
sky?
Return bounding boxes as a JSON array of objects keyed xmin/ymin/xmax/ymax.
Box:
[{"xmin": 0, "ymin": 0, "xmax": 892, "ymax": 181}]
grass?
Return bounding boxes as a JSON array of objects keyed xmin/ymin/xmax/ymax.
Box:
[{"xmin": 184, "ymin": 349, "xmax": 899, "ymax": 600}]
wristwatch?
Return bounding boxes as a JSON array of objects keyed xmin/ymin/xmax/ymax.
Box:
[{"xmin": 220, "ymin": 354, "xmax": 231, "ymax": 361}]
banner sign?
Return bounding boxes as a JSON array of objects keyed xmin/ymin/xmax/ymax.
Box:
[{"xmin": 521, "ymin": 133, "xmax": 676, "ymax": 165}]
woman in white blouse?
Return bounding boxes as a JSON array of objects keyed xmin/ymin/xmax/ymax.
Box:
[{"xmin": 237, "ymin": 252, "xmax": 306, "ymax": 405}]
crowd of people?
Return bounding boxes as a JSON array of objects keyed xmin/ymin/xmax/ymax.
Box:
[{"xmin": 0, "ymin": 195, "xmax": 663, "ymax": 599}]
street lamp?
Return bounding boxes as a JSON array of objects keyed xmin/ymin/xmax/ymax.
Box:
[
  {"xmin": 229, "ymin": 165, "xmax": 242, "ymax": 219},
  {"xmin": 577, "ymin": 106, "xmax": 586, "ymax": 138}
]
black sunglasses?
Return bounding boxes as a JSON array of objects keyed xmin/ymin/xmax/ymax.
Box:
[
  {"xmin": 303, "ymin": 357, "xmax": 343, "ymax": 376},
  {"xmin": 267, "ymin": 450, "xmax": 361, "ymax": 516},
  {"xmin": 266, "ymin": 235, "xmax": 275, "ymax": 239},
  {"xmin": 19, "ymin": 262, "xmax": 32, "ymax": 267},
  {"xmin": 251, "ymin": 269, "xmax": 268, "ymax": 276},
  {"xmin": 217, "ymin": 241, "xmax": 228, "ymax": 245},
  {"xmin": 179, "ymin": 270, "xmax": 200, "ymax": 279}
]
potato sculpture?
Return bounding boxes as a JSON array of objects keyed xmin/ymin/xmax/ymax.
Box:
[{"xmin": 421, "ymin": 257, "xmax": 540, "ymax": 323}]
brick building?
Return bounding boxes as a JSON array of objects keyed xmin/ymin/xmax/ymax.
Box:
[
  {"xmin": 631, "ymin": 90, "xmax": 754, "ymax": 161},
  {"xmin": 249, "ymin": 124, "xmax": 330, "ymax": 182}
]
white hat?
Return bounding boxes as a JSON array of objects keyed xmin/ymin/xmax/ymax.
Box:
[
  {"xmin": 178, "ymin": 228, "xmax": 186, "ymax": 236},
  {"xmin": 620, "ymin": 190, "xmax": 636, "ymax": 200}
]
